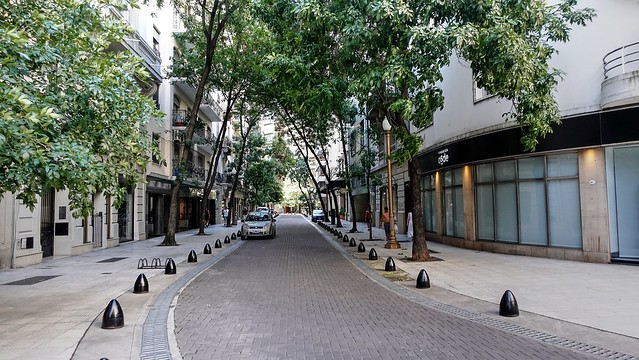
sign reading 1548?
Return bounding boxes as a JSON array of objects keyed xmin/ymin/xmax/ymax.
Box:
[{"xmin": 437, "ymin": 148, "xmax": 449, "ymax": 166}]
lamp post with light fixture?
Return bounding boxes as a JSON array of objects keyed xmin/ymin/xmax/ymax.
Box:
[{"xmin": 382, "ymin": 118, "xmax": 400, "ymax": 249}]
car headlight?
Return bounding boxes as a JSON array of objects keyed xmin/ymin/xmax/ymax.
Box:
[{"xmin": 263, "ymin": 224, "xmax": 270, "ymax": 229}]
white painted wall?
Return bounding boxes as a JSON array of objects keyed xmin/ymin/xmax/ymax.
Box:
[{"xmin": 424, "ymin": 1, "xmax": 639, "ymax": 148}]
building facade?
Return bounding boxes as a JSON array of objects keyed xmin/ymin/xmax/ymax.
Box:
[
  {"xmin": 353, "ymin": 1, "xmax": 639, "ymax": 263},
  {"xmin": 0, "ymin": 2, "xmax": 233, "ymax": 269}
]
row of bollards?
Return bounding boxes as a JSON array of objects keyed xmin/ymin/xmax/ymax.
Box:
[
  {"xmin": 316, "ymin": 220, "xmax": 521, "ymax": 318},
  {"xmin": 101, "ymin": 231, "xmax": 239, "ymax": 330}
]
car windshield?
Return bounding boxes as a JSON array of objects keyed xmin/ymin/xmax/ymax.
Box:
[
  {"xmin": 313, "ymin": 210, "xmax": 322, "ymax": 215},
  {"xmin": 246, "ymin": 213, "xmax": 270, "ymax": 221}
]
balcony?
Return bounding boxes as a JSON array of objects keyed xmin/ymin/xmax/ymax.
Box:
[
  {"xmin": 172, "ymin": 159, "xmax": 206, "ymax": 182},
  {"xmin": 108, "ymin": 7, "xmax": 162, "ymax": 84},
  {"xmin": 172, "ymin": 79, "xmax": 223, "ymax": 122},
  {"xmin": 601, "ymin": 42, "xmax": 639, "ymax": 109},
  {"xmin": 173, "ymin": 110, "xmax": 190, "ymax": 128}
]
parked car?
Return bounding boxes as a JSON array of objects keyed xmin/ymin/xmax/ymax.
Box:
[
  {"xmin": 311, "ymin": 209, "xmax": 324, "ymax": 222},
  {"xmin": 241, "ymin": 212, "xmax": 276, "ymax": 239},
  {"xmin": 256, "ymin": 206, "xmax": 269, "ymax": 213}
]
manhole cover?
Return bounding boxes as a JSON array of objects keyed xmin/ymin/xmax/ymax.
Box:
[
  {"xmin": 4, "ymin": 275, "xmax": 61, "ymax": 285},
  {"xmin": 97, "ymin": 257, "xmax": 128, "ymax": 263}
]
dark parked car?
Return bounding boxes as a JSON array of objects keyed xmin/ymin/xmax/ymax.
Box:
[{"xmin": 311, "ymin": 209, "xmax": 324, "ymax": 222}]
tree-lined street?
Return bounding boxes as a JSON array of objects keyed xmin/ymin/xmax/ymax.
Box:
[{"xmin": 174, "ymin": 216, "xmax": 609, "ymax": 360}]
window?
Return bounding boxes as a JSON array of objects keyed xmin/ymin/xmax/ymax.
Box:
[
  {"xmin": 421, "ymin": 173, "xmax": 437, "ymax": 232},
  {"xmin": 473, "ymin": 81, "xmax": 494, "ymax": 102},
  {"xmin": 443, "ymin": 168, "xmax": 464, "ymax": 237},
  {"xmin": 151, "ymin": 133, "xmax": 161, "ymax": 164},
  {"xmin": 474, "ymin": 154, "xmax": 581, "ymax": 248}
]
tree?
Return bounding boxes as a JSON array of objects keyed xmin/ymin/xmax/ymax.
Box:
[
  {"xmin": 242, "ymin": 134, "xmax": 286, "ymax": 207},
  {"xmin": 0, "ymin": 0, "xmax": 161, "ymax": 217},
  {"xmin": 293, "ymin": 0, "xmax": 594, "ymax": 260},
  {"xmin": 160, "ymin": 0, "xmax": 239, "ymax": 245}
]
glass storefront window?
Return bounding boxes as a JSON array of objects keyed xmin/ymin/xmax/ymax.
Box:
[
  {"xmin": 422, "ymin": 173, "xmax": 437, "ymax": 232},
  {"xmin": 443, "ymin": 168, "xmax": 464, "ymax": 237},
  {"xmin": 474, "ymin": 153, "xmax": 581, "ymax": 248}
]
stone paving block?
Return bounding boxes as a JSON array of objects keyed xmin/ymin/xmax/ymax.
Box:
[{"xmin": 174, "ymin": 217, "xmax": 609, "ymax": 360}]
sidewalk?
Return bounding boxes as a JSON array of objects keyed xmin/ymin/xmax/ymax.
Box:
[
  {"xmin": 326, "ymin": 219, "xmax": 639, "ymax": 355},
  {"xmin": 0, "ymin": 223, "xmax": 242, "ymax": 360}
]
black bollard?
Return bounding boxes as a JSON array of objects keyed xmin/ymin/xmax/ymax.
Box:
[
  {"xmin": 343, "ymin": 235, "xmax": 349, "ymax": 243},
  {"xmin": 338, "ymin": 232, "xmax": 343, "ymax": 238},
  {"xmin": 215, "ymin": 239, "xmax": 222, "ymax": 248},
  {"xmin": 204, "ymin": 243, "xmax": 212, "ymax": 254},
  {"xmin": 499, "ymin": 290, "xmax": 519, "ymax": 317},
  {"xmin": 133, "ymin": 273, "xmax": 149, "ymax": 293},
  {"xmin": 224, "ymin": 235, "xmax": 230, "ymax": 244},
  {"xmin": 188, "ymin": 250, "xmax": 197, "ymax": 263},
  {"xmin": 385, "ymin": 257, "xmax": 396, "ymax": 271},
  {"xmin": 349, "ymin": 238, "xmax": 356, "ymax": 247},
  {"xmin": 164, "ymin": 258, "xmax": 176, "ymax": 275},
  {"xmin": 369, "ymin": 248, "xmax": 378, "ymax": 260},
  {"xmin": 231, "ymin": 233, "xmax": 237, "ymax": 240},
  {"xmin": 237, "ymin": 230, "xmax": 241, "ymax": 236},
  {"xmin": 101, "ymin": 299, "xmax": 124, "ymax": 329},
  {"xmin": 416, "ymin": 269, "xmax": 431, "ymax": 289},
  {"xmin": 358, "ymin": 242, "xmax": 365, "ymax": 253}
]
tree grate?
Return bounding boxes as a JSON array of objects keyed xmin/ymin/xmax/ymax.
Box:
[{"xmin": 3, "ymin": 275, "xmax": 60, "ymax": 285}]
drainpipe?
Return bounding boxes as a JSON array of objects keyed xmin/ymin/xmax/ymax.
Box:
[{"xmin": 10, "ymin": 195, "xmax": 17, "ymax": 269}]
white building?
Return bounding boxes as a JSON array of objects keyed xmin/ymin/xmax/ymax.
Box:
[{"xmin": 360, "ymin": 1, "xmax": 639, "ymax": 263}]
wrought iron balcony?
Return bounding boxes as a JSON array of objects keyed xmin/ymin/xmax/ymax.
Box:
[{"xmin": 172, "ymin": 160, "xmax": 206, "ymax": 182}]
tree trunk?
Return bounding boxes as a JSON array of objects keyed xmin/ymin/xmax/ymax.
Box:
[
  {"xmin": 331, "ymin": 187, "xmax": 342, "ymax": 227},
  {"xmin": 161, "ymin": 181, "xmax": 181, "ymax": 246},
  {"xmin": 409, "ymin": 158, "xmax": 431, "ymax": 261}
]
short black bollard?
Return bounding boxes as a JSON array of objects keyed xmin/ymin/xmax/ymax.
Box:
[
  {"xmin": 204, "ymin": 243, "xmax": 212, "ymax": 254},
  {"xmin": 385, "ymin": 257, "xmax": 396, "ymax": 271},
  {"xmin": 188, "ymin": 250, "xmax": 197, "ymax": 263},
  {"xmin": 101, "ymin": 299, "xmax": 124, "ymax": 329},
  {"xmin": 338, "ymin": 232, "xmax": 343, "ymax": 238},
  {"xmin": 133, "ymin": 273, "xmax": 149, "ymax": 293},
  {"xmin": 349, "ymin": 238, "xmax": 356, "ymax": 247},
  {"xmin": 343, "ymin": 235, "xmax": 349, "ymax": 243},
  {"xmin": 224, "ymin": 235, "xmax": 230, "ymax": 244},
  {"xmin": 215, "ymin": 239, "xmax": 222, "ymax": 248},
  {"xmin": 237, "ymin": 230, "xmax": 241, "ymax": 236},
  {"xmin": 369, "ymin": 248, "xmax": 378, "ymax": 260},
  {"xmin": 358, "ymin": 242, "xmax": 365, "ymax": 253},
  {"xmin": 164, "ymin": 258, "xmax": 176, "ymax": 275},
  {"xmin": 416, "ymin": 269, "xmax": 431, "ymax": 289},
  {"xmin": 499, "ymin": 290, "xmax": 519, "ymax": 317},
  {"xmin": 231, "ymin": 233, "xmax": 237, "ymax": 240}
]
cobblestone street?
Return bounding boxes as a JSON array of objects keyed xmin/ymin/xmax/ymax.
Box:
[{"xmin": 174, "ymin": 216, "xmax": 598, "ymax": 359}]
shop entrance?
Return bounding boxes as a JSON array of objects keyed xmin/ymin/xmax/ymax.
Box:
[{"xmin": 611, "ymin": 146, "xmax": 639, "ymax": 259}]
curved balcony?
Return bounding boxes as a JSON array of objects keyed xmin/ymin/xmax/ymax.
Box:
[{"xmin": 601, "ymin": 42, "xmax": 639, "ymax": 109}]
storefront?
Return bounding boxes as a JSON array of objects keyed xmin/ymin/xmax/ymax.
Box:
[{"xmin": 418, "ymin": 106, "xmax": 639, "ymax": 263}]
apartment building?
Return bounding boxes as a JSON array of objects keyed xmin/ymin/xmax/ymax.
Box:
[{"xmin": 0, "ymin": 2, "xmax": 232, "ymax": 269}]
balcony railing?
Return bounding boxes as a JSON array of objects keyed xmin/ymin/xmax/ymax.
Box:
[
  {"xmin": 172, "ymin": 160, "xmax": 205, "ymax": 182},
  {"xmin": 173, "ymin": 110, "xmax": 192, "ymax": 127},
  {"xmin": 603, "ymin": 41, "xmax": 639, "ymax": 79}
]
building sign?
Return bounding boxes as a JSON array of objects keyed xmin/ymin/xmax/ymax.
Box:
[{"xmin": 437, "ymin": 148, "xmax": 449, "ymax": 166}]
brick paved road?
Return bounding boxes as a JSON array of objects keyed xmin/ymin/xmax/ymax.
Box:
[{"xmin": 174, "ymin": 215, "xmax": 597, "ymax": 359}]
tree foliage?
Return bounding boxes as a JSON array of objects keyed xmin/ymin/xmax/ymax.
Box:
[
  {"xmin": 0, "ymin": 0, "xmax": 161, "ymax": 217},
  {"xmin": 258, "ymin": 0, "xmax": 594, "ymax": 259}
]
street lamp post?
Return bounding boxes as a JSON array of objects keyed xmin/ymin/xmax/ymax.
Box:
[
  {"xmin": 230, "ymin": 168, "xmax": 237, "ymax": 225},
  {"xmin": 382, "ymin": 118, "xmax": 400, "ymax": 249}
]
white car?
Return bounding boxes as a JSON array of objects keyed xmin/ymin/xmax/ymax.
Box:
[
  {"xmin": 241, "ymin": 212, "xmax": 276, "ymax": 239},
  {"xmin": 256, "ymin": 206, "xmax": 269, "ymax": 213}
]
